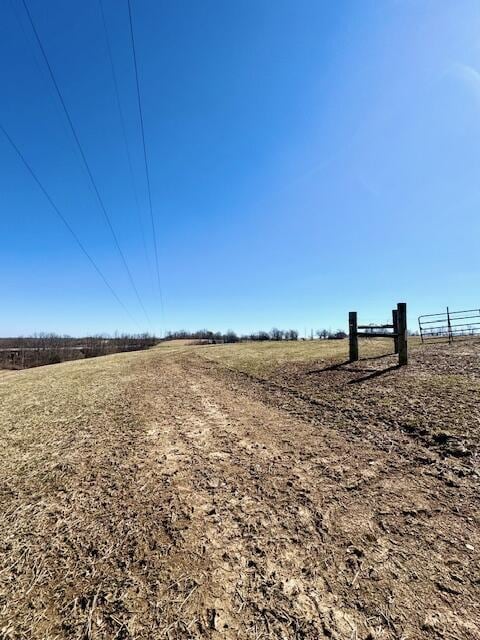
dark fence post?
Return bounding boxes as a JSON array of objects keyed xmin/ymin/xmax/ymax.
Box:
[
  {"xmin": 447, "ymin": 306, "xmax": 453, "ymax": 343},
  {"xmin": 397, "ymin": 302, "xmax": 407, "ymax": 365},
  {"xmin": 392, "ymin": 309, "xmax": 399, "ymax": 354},
  {"xmin": 349, "ymin": 311, "xmax": 358, "ymax": 362}
]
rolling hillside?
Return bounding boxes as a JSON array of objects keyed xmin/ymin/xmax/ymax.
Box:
[{"xmin": 1, "ymin": 340, "xmax": 479, "ymax": 639}]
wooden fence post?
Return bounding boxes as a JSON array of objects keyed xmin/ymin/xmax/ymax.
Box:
[
  {"xmin": 349, "ymin": 311, "xmax": 358, "ymax": 362},
  {"xmin": 392, "ymin": 309, "xmax": 399, "ymax": 354},
  {"xmin": 397, "ymin": 302, "xmax": 407, "ymax": 365},
  {"xmin": 446, "ymin": 306, "xmax": 453, "ymax": 343}
]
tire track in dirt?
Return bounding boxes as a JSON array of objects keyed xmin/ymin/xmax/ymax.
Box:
[
  {"xmin": 138, "ymin": 360, "xmax": 364, "ymax": 637},
  {"xmin": 158, "ymin": 353, "xmax": 480, "ymax": 640}
]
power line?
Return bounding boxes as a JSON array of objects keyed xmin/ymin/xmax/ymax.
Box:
[
  {"xmin": 0, "ymin": 123, "xmax": 138, "ymax": 327},
  {"xmin": 98, "ymin": 0, "xmax": 153, "ymax": 289},
  {"xmin": 127, "ymin": 0, "xmax": 165, "ymax": 319},
  {"xmin": 21, "ymin": 0, "xmax": 151, "ymax": 328}
]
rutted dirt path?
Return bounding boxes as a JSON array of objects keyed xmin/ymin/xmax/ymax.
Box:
[{"xmin": 0, "ymin": 347, "xmax": 479, "ymax": 639}]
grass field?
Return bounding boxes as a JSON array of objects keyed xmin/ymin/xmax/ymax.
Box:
[
  {"xmin": 197, "ymin": 337, "xmax": 405, "ymax": 374},
  {"xmin": 0, "ymin": 338, "xmax": 478, "ymax": 639}
]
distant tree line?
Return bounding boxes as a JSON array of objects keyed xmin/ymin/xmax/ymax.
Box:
[
  {"xmin": 0, "ymin": 333, "xmax": 156, "ymax": 370},
  {"xmin": 164, "ymin": 328, "xmax": 348, "ymax": 343},
  {"xmin": 164, "ymin": 328, "xmax": 301, "ymax": 343}
]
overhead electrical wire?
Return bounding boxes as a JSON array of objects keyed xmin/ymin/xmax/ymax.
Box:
[
  {"xmin": 98, "ymin": 0, "xmax": 153, "ymax": 288},
  {"xmin": 0, "ymin": 123, "xmax": 138, "ymax": 326},
  {"xmin": 21, "ymin": 0, "xmax": 151, "ymax": 328},
  {"xmin": 127, "ymin": 0, "xmax": 165, "ymax": 318}
]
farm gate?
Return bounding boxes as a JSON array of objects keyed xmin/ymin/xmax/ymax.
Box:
[{"xmin": 418, "ymin": 307, "xmax": 480, "ymax": 342}]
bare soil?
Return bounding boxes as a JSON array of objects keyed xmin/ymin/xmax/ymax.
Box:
[{"xmin": 0, "ymin": 339, "xmax": 478, "ymax": 639}]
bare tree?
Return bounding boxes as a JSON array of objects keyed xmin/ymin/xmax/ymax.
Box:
[{"xmin": 270, "ymin": 328, "xmax": 284, "ymax": 341}]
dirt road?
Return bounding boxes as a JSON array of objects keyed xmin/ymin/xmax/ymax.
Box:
[{"xmin": 0, "ymin": 343, "xmax": 478, "ymax": 639}]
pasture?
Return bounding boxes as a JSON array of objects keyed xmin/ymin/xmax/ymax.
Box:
[{"xmin": 0, "ymin": 338, "xmax": 478, "ymax": 639}]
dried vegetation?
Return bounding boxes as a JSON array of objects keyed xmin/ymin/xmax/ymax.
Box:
[{"xmin": 0, "ymin": 339, "xmax": 479, "ymax": 638}]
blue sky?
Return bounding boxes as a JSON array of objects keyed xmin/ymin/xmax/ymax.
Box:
[{"xmin": 1, "ymin": 0, "xmax": 479, "ymax": 336}]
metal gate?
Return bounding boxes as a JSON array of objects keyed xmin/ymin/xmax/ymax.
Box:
[{"xmin": 418, "ymin": 307, "xmax": 480, "ymax": 342}]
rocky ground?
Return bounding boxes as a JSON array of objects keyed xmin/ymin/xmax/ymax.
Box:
[{"xmin": 0, "ymin": 339, "xmax": 478, "ymax": 639}]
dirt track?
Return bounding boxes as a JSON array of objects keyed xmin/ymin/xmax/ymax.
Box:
[{"xmin": 0, "ymin": 342, "xmax": 479, "ymax": 639}]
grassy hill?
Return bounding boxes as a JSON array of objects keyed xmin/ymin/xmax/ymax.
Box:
[{"xmin": 1, "ymin": 339, "xmax": 479, "ymax": 638}]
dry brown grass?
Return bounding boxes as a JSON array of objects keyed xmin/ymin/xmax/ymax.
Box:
[
  {"xmin": 197, "ymin": 337, "xmax": 397, "ymax": 376},
  {"xmin": 0, "ymin": 338, "xmax": 478, "ymax": 639}
]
